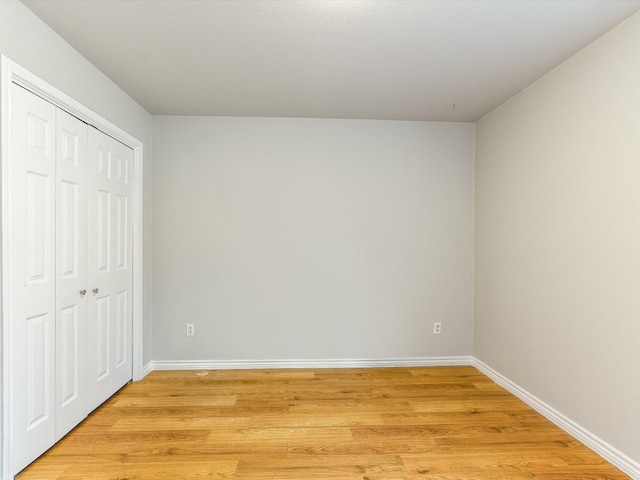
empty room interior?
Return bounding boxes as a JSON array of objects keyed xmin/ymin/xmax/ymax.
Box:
[{"xmin": 1, "ymin": 0, "xmax": 640, "ymax": 478}]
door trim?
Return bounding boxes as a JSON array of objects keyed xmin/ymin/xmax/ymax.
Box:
[{"xmin": 0, "ymin": 55, "xmax": 144, "ymax": 479}]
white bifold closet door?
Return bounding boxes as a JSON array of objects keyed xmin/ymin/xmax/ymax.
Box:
[
  {"xmin": 54, "ymin": 98, "xmax": 90, "ymax": 440},
  {"xmin": 11, "ymin": 84, "xmax": 133, "ymax": 474},
  {"xmin": 86, "ymin": 125, "xmax": 134, "ymax": 411}
]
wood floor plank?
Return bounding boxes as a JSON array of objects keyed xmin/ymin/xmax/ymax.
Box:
[
  {"xmin": 381, "ymin": 410, "xmax": 546, "ymax": 426},
  {"xmin": 205, "ymin": 426, "xmax": 354, "ymax": 444},
  {"xmin": 248, "ymin": 411, "xmax": 384, "ymax": 427},
  {"xmin": 288, "ymin": 439, "xmax": 440, "ymax": 456},
  {"xmin": 124, "ymin": 443, "xmax": 288, "ymax": 463},
  {"xmin": 108, "ymin": 416, "xmax": 252, "ymax": 432},
  {"xmin": 235, "ymin": 455, "xmax": 405, "ymax": 480},
  {"xmin": 112, "ymin": 395, "xmax": 237, "ymax": 407},
  {"xmin": 23, "ymin": 461, "xmax": 238, "ymax": 480},
  {"xmin": 16, "ymin": 366, "xmax": 631, "ymax": 479},
  {"xmin": 288, "ymin": 400, "xmax": 415, "ymax": 414}
]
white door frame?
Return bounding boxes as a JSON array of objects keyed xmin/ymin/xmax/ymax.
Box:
[{"xmin": 0, "ymin": 56, "xmax": 145, "ymax": 480}]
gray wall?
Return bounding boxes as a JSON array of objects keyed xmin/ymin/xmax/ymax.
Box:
[
  {"xmin": 475, "ymin": 11, "xmax": 640, "ymax": 464},
  {"xmin": 153, "ymin": 116, "xmax": 474, "ymax": 361},
  {"xmin": 0, "ymin": 0, "xmax": 154, "ymax": 364}
]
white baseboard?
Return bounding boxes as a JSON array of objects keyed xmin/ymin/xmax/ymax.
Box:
[
  {"xmin": 150, "ymin": 355, "xmax": 473, "ymax": 371},
  {"xmin": 473, "ymin": 358, "xmax": 640, "ymax": 479},
  {"xmin": 141, "ymin": 361, "xmax": 154, "ymax": 378}
]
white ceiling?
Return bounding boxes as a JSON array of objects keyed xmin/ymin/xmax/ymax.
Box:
[{"xmin": 21, "ymin": 0, "xmax": 640, "ymax": 122}]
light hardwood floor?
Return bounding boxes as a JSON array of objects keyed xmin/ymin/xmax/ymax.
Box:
[{"xmin": 17, "ymin": 366, "xmax": 630, "ymax": 479}]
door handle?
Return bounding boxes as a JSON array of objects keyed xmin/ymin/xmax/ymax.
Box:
[
  {"xmin": 92, "ymin": 288, "xmax": 99, "ymax": 295},
  {"xmin": 79, "ymin": 289, "xmax": 87, "ymax": 297}
]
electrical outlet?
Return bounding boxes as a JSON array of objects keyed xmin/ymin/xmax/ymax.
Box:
[
  {"xmin": 433, "ymin": 322, "xmax": 442, "ymax": 335},
  {"xmin": 186, "ymin": 323, "xmax": 195, "ymax": 336}
]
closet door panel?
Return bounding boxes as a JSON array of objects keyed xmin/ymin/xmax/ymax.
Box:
[
  {"xmin": 58, "ymin": 305, "xmax": 79, "ymax": 403},
  {"xmin": 26, "ymin": 171, "xmax": 52, "ymax": 283},
  {"xmin": 87, "ymin": 132, "xmax": 114, "ymax": 408},
  {"xmin": 87, "ymin": 127, "xmax": 133, "ymax": 411},
  {"xmin": 95, "ymin": 293, "xmax": 111, "ymax": 381},
  {"xmin": 11, "ymin": 84, "xmax": 57, "ymax": 474},
  {"xmin": 25, "ymin": 312, "xmax": 53, "ymax": 427},
  {"xmin": 115, "ymin": 289, "xmax": 128, "ymax": 368},
  {"xmin": 111, "ymin": 143, "xmax": 133, "ymax": 389},
  {"xmin": 55, "ymin": 108, "xmax": 89, "ymax": 440}
]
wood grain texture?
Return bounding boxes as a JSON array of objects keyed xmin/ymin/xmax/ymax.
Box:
[{"xmin": 16, "ymin": 366, "xmax": 630, "ymax": 479}]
